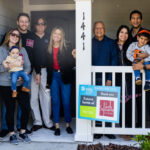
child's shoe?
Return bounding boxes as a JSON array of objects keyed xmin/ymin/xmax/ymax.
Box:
[
  {"xmin": 12, "ymin": 91, "xmax": 17, "ymax": 98},
  {"xmin": 135, "ymin": 77, "xmax": 142, "ymax": 85},
  {"xmin": 22, "ymin": 87, "xmax": 30, "ymax": 92},
  {"xmin": 144, "ymin": 82, "xmax": 150, "ymax": 91},
  {"xmin": 19, "ymin": 133, "xmax": 31, "ymax": 143},
  {"xmin": 10, "ymin": 134, "xmax": 19, "ymax": 145}
]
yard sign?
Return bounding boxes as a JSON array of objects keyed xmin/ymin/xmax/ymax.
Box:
[{"xmin": 78, "ymin": 85, "xmax": 120, "ymax": 123}]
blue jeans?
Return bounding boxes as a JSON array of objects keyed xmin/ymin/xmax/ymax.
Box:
[
  {"xmin": 28, "ymin": 74, "xmax": 32, "ymax": 90},
  {"xmin": 11, "ymin": 70, "xmax": 30, "ymax": 91},
  {"xmin": 50, "ymin": 71, "xmax": 71, "ymax": 123},
  {"xmin": 134, "ymin": 62, "xmax": 150, "ymax": 81}
]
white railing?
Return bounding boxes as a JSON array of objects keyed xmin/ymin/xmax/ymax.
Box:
[{"xmin": 91, "ymin": 66, "xmax": 150, "ymax": 135}]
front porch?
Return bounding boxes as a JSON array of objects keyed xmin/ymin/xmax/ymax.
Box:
[
  {"xmin": 0, "ymin": 0, "xmax": 150, "ymax": 148},
  {"xmin": 0, "ymin": 119, "xmax": 139, "ymax": 148}
]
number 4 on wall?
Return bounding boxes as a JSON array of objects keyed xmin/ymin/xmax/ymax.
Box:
[
  {"xmin": 81, "ymin": 22, "xmax": 86, "ymax": 30},
  {"xmin": 81, "ymin": 32, "xmax": 85, "ymax": 40}
]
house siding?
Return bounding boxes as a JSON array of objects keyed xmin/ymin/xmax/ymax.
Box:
[{"xmin": 0, "ymin": 0, "xmax": 23, "ymax": 43}]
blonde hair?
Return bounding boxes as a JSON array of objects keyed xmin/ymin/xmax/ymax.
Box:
[
  {"xmin": 48, "ymin": 26, "xmax": 66, "ymax": 54},
  {"xmin": 2, "ymin": 28, "xmax": 22, "ymax": 49}
]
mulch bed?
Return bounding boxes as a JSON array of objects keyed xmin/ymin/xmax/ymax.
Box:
[{"xmin": 77, "ymin": 143, "xmax": 141, "ymax": 150}]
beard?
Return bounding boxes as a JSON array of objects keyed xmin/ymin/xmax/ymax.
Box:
[{"xmin": 18, "ymin": 26, "xmax": 28, "ymax": 33}]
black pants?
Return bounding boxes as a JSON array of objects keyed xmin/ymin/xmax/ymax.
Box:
[
  {"xmin": 146, "ymin": 91, "xmax": 150, "ymax": 119},
  {"xmin": 0, "ymin": 86, "xmax": 30, "ymax": 132}
]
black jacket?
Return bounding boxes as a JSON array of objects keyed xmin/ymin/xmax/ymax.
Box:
[
  {"xmin": 129, "ymin": 27, "xmax": 144, "ymax": 43},
  {"xmin": 21, "ymin": 31, "xmax": 36, "ymax": 72},
  {"xmin": 115, "ymin": 40, "xmax": 131, "ymax": 66},
  {"xmin": 46, "ymin": 43, "xmax": 75, "ymax": 85},
  {"xmin": 33, "ymin": 33, "xmax": 49, "ymax": 74},
  {"xmin": 115, "ymin": 40, "xmax": 132, "ymax": 96}
]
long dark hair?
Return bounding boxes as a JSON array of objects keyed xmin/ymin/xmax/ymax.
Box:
[
  {"xmin": 116, "ymin": 25, "xmax": 130, "ymax": 49},
  {"xmin": 116, "ymin": 25, "xmax": 130, "ymax": 43},
  {"xmin": 116, "ymin": 25, "xmax": 131, "ymax": 65}
]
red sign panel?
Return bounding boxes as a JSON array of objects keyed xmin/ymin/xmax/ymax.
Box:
[{"xmin": 100, "ymin": 100, "xmax": 114, "ymax": 117}]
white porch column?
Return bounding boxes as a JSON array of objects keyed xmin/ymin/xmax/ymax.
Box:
[{"xmin": 74, "ymin": 0, "xmax": 93, "ymax": 142}]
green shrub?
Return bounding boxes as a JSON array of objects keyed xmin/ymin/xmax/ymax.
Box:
[{"xmin": 132, "ymin": 133, "xmax": 150, "ymax": 150}]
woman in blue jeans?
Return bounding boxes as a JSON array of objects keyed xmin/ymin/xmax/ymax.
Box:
[{"xmin": 46, "ymin": 26, "xmax": 75, "ymax": 136}]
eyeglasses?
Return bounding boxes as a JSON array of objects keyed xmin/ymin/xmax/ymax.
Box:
[
  {"xmin": 36, "ymin": 23, "xmax": 46, "ymax": 26},
  {"xmin": 10, "ymin": 33, "xmax": 20, "ymax": 38}
]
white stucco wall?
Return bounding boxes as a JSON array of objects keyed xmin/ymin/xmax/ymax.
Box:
[{"xmin": 0, "ymin": 0, "xmax": 23, "ymax": 43}]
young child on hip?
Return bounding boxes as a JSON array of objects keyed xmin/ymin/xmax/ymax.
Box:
[
  {"xmin": 126, "ymin": 29, "xmax": 150, "ymax": 91},
  {"xmin": 3, "ymin": 46, "xmax": 30, "ymax": 97}
]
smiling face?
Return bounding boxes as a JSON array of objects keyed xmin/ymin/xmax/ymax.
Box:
[
  {"xmin": 9, "ymin": 48, "xmax": 20, "ymax": 59},
  {"xmin": 17, "ymin": 16, "xmax": 30, "ymax": 33},
  {"xmin": 130, "ymin": 13, "xmax": 142, "ymax": 29},
  {"xmin": 9, "ymin": 30, "xmax": 20, "ymax": 45},
  {"xmin": 118, "ymin": 28, "xmax": 129, "ymax": 44},
  {"xmin": 94, "ymin": 22, "xmax": 105, "ymax": 41},
  {"xmin": 137, "ymin": 35, "xmax": 149, "ymax": 47},
  {"xmin": 52, "ymin": 29, "xmax": 62, "ymax": 43}
]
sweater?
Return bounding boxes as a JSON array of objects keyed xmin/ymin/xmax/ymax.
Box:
[
  {"xmin": 5, "ymin": 55, "xmax": 23, "ymax": 72},
  {"xmin": 126, "ymin": 42, "xmax": 150, "ymax": 62},
  {"xmin": 92, "ymin": 36, "xmax": 118, "ymax": 66},
  {"xmin": 92, "ymin": 36, "xmax": 118, "ymax": 80},
  {"xmin": 0, "ymin": 46, "xmax": 31, "ymax": 86}
]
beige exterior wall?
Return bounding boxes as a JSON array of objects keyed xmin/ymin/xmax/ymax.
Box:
[
  {"xmin": 29, "ymin": 0, "xmax": 74, "ymax": 5},
  {"xmin": 92, "ymin": 0, "xmax": 150, "ymax": 39},
  {"xmin": 0, "ymin": 0, "xmax": 23, "ymax": 42},
  {"xmin": 23, "ymin": 0, "xmax": 75, "ymax": 14},
  {"xmin": 24, "ymin": 0, "xmax": 150, "ymax": 39}
]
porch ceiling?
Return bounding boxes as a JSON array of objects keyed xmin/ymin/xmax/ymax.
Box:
[{"xmin": 29, "ymin": 0, "xmax": 74, "ymax": 5}]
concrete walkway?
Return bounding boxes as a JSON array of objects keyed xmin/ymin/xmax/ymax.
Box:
[{"xmin": 0, "ymin": 142, "xmax": 78, "ymax": 150}]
